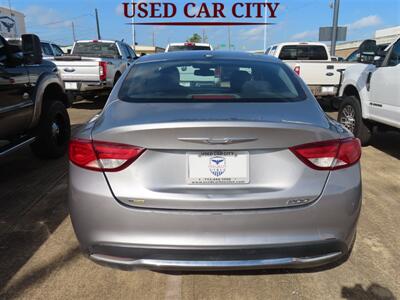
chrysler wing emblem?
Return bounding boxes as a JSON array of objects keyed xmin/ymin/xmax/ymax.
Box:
[{"xmin": 178, "ymin": 137, "xmax": 257, "ymax": 145}]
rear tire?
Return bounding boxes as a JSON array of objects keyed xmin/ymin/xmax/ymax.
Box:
[
  {"xmin": 338, "ymin": 96, "xmax": 371, "ymax": 146},
  {"xmin": 31, "ymin": 101, "xmax": 71, "ymax": 159}
]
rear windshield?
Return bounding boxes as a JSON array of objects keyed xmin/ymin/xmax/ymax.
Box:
[
  {"xmin": 168, "ymin": 45, "xmax": 211, "ymax": 52},
  {"xmin": 279, "ymin": 45, "xmax": 328, "ymax": 60},
  {"xmin": 72, "ymin": 42, "xmax": 119, "ymax": 57},
  {"xmin": 119, "ymin": 60, "xmax": 306, "ymax": 102}
]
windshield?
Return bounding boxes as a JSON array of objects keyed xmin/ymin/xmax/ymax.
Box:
[
  {"xmin": 72, "ymin": 42, "xmax": 119, "ymax": 57},
  {"xmin": 119, "ymin": 60, "xmax": 306, "ymax": 103},
  {"xmin": 168, "ymin": 45, "xmax": 211, "ymax": 52}
]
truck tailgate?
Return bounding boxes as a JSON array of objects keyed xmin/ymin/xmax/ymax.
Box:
[
  {"xmin": 53, "ymin": 60, "xmax": 101, "ymax": 82},
  {"xmin": 284, "ymin": 61, "xmax": 341, "ymax": 86}
]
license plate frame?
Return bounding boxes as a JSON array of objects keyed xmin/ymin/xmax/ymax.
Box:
[
  {"xmin": 187, "ymin": 151, "xmax": 249, "ymax": 185},
  {"xmin": 65, "ymin": 82, "xmax": 78, "ymax": 90}
]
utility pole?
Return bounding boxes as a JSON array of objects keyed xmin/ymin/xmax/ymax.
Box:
[
  {"xmin": 71, "ymin": 22, "xmax": 76, "ymax": 42},
  {"xmin": 131, "ymin": 14, "xmax": 136, "ymax": 49},
  {"xmin": 7, "ymin": 0, "xmax": 17, "ymax": 37},
  {"xmin": 152, "ymin": 31, "xmax": 155, "ymax": 47},
  {"xmin": 228, "ymin": 26, "xmax": 231, "ymax": 50},
  {"xmin": 202, "ymin": 29, "xmax": 205, "ymax": 43},
  {"xmin": 95, "ymin": 8, "xmax": 101, "ymax": 40},
  {"xmin": 331, "ymin": 0, "xmax": 340, "ymax": 56},
  {"xmin": 263, "ymin": 0, "xmax": 268, "ymax": 53}
]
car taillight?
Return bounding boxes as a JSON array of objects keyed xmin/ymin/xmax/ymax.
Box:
[
  {"xmin": 69, "ymin": 139, "xmax": 145, "ymax": 172},
  {"xmin": 294, "ymin": 65, "xmax": 301, "ymax": 75},
  {"xmin": 99, "ymin": 62, "xmax": 107, "ymax": 81},
  {"xmin": 289, "ymin": 138, "xmax": 361, "ymax": 170}
]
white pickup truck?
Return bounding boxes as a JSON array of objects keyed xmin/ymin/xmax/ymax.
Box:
[
  {"xmin": 337, "ymin": 38, "xmax": 400, "ymax": 145},
  {"xmin": 266, "ymin": 42, "xmax": 357, "ymax": 99},
  {"xmin": 52, "ymin": 40, "xmax": 137, "ymax": 99}
]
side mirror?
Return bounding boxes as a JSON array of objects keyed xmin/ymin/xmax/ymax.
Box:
[
  {"xmin": 22, "ymin": 34, "xmax": 42, "ymax": 65},
  {"xmin": 358, "ymin": 39, "xmax": 377, "ymax": 62}
]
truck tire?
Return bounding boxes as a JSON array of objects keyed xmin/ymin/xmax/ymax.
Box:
[
  {"xmin": 31, "ymin": 101, "xmax": 71, "ymax": 158},
  {"xmin": 338, "ymin": 96, "xmax": 371, "ymax": 146}
]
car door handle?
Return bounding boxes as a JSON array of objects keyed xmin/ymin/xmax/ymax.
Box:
[{"xmin": 326, "ymin": 72, "xmax": 334, "ymax": 76}]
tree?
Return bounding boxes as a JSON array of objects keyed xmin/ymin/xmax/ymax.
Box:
[{"xmin": 187, "ymin": 33, "xmax": 202, "ymax": 43}]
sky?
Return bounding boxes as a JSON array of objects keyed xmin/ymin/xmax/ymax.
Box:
[{"xmin": 3, "ymin": 0, "xmax": 400, "ymax": 50}]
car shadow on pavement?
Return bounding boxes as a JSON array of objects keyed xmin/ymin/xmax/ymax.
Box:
[
  {"xmin": 369, "ymin": 131, "xmax": 400, "ymax": 160},
  {"xmin": 341, "ymin": 283, "xmax": 396, "ymax": 300},
  {"xmin": 0, "ymin": 124, "xmax": 83, "ymax": 292},
  {"xmin": 71, "ymin": 97, "xmax": 107, "ymax": 110},
  {"xmin": 0, "ymin": 246, "xmax": 80, "ymax": 299}
]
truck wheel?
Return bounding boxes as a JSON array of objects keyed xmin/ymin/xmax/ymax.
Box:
[
  {"xmin": 31, "ymin": 101, "xmax": 71, "ymax": 158},
  {"xmin": 338, "ymin": 96, "xmax": 371, "ymax": 146}
]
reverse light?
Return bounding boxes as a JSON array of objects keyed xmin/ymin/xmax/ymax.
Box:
[
  {"xmin": 69, "ymin": 139, "xmax": 145, "ymax": 172},
  {"xmin": 99, "ymin": 61, "xmax": 107, "ymax": 81},
  {"xmin": 289, "ymin": 138, "xmax": 361, "ymax": 171}
]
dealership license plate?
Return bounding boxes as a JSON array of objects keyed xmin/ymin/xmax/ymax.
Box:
[
  {"xmin": 187, "ymin": 151, "xmax": 249, "ymax": 184},
  {"xmin": 65, "ymin": 82, "xmax": 78, "ymax": 90},
  {"xmin": 321, "ymin": 86, "xmax": 335, "ymax": 93}
]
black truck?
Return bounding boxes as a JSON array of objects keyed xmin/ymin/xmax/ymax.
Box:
[{"xmin": 0, "ymin": 34, "xmax": 71, "ymax": 158}]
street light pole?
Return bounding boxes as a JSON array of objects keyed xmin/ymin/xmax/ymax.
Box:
[
  {"xmin": 95, "ymin": 8, "xmax": 101, "ymax": 40},
  {"xmin": 71, "ymin": 21, "xmax": 76, "ymax": 42},
  {"xmin": 331, "ymin": 0, "xmax": 340, "ymax": 56}
]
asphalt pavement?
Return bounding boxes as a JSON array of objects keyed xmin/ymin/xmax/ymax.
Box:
[{"xmin": 0, "ymin": 100, "xmax": 399, "ymax": 300}]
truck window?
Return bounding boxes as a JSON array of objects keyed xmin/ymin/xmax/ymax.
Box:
[
  {"xmin": 387, "ymin": 40, "xmax": 400, "ymax": 67},
  {"xmin": 52, "ymin": 44, "xmax": 64, "ymax": 56},
  {"xmin": 270, "ymin": 46, "xmax": 277, "ymax": 56},
  {"xmin": 41, "ymin": 42, "xmax": 53, "ymax": 56},
  {"xmin": 120, "ymin": 44, "xmax": 131, "ymax": 58},
  {"xmin": 72, "ymin": 42, "xmax": 119, "ymax": 58},
  {"xmin": 279, "ymin": 45, "xmax": 328, "ymax": 60}
]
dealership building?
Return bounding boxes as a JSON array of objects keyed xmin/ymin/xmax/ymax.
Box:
[
  {"xmin": 0, "ymin": 7, "xmax": 26, "ymax": 38},
  {"xmin": 335, "ymin": 26, "xmax": 400, "ymax": 58}
]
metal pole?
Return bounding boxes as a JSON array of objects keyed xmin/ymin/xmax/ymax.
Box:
[
  {"xmin": 228, "ymin": 26, "xmax": 231, "ymax": 50},
  {"xmin": 264, "ymin": 0, "xmax": 268, "ymax": 52},
  {"xmin": 7, "ymin": 0, "xmax": 17, "ymax": 37},
  {"xmin": 72, "ymin": 22, "xmax": 76, "ymax": 42},
  {"xmin": 152, "ymin": 31, "xmax": 155, "ymax": 47},
  {"xmin": 95, "ymin": 8, "xmax": 101, "ymax": 40},
  {"xmin": 331, "ymin": 0, "xmax": 340, "ymax": 56}
]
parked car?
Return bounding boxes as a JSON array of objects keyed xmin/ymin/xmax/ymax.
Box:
[
  {"xmin": 337, "ymin": 38, "xmax": 400, "ymax": 145},
  {"xmin": 0, "ymin": 34, "xmax": 71, "ymax": 158},
  {"xmin": 52, "ymin": 40, "xmax": 138, "ymax": 100},
  {"xmin": 165, "ymin": 42, "xmax": 213, "ymax": 52},
  {"xmin": 266, "ymin": 42, "xmax": 358, "ymax": 99},
  {"xmin": 6, "ymin": 37, "xmax": 65, "ymax": 58},
  {"xmin": 69, "ymin": 51, "xmax": 362, "ymax": 271}
]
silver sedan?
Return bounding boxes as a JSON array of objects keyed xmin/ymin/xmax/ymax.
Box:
[{"xmin": 68, "ymin": 51, "xmax": 362, "ymax": 271}]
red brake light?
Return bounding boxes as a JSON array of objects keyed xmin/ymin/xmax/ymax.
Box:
[
  {"xmin": 289, "ymin": 138, "xmax": 361, "ymax": 170},
  {"xmin": 99, "ymin": 61, "xmax": 107, "ymax": 81},
  {"xmin": 184, "ymin": 42, "xmax": 194, "ymax": 46},
  {"xmin": 294, "ymin": 65, "xmax": 301, "ymax": 75},
  {"xmin": 69, "ymin": 139, "xmax": 145, "ymax": 172}
]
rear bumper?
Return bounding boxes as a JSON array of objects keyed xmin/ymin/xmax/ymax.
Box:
[
  {"xmin": 69, "ymin": 163, "xmax": 361, "ymax": 270},
  {"xmin": 308, "ymin": 85, "xmax": 338, "ymax": 97},
  {"xmin": 64, "ymin": 81, "xmax": 110, "ymax": 93},
  {"xmin": 88, "ymin": 240, "xmax": 349, "ymax": 271}
]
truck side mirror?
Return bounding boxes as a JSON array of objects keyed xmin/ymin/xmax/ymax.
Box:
[
  {"xmin": 21, "ymin": 34, "xmax": 42, "ymax": 65},
  {"xmin": 358, "ymin": 39, "xmax": 377, "ymax": 63}
]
